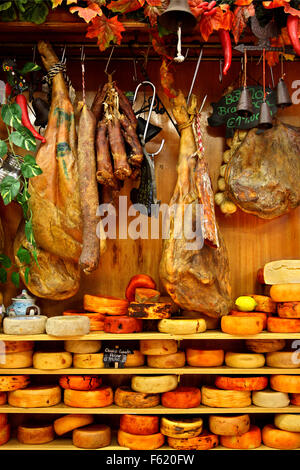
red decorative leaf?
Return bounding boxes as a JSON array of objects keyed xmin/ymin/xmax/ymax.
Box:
[
  {"xmin": 144, "ymin": 0, "xmax": 169, "ymax": 27},
  {"xmin": 160, "ymin": 58, "xmax": 177, "ymax": 99},
  {"xmin": 151, "ymin": 30, "xmax": 172, "ymax": 59},
  {"xmin": 86, "ymin": 13, "xmax": 125, "ymax": 51},
  {"xmin": 146, "ymin": 0, "xmax": 162, "ymax": 5},
  {"xmin": 188, "ymin": 0, "xmax": 208, "ymax": 18},
  {"xmin": 70, "ymin": 3, "xmax": 102, "ymax": 23},
  {"xmin": 198, "ymin": 6, "xmax": 233, "ymax": 41},
  {"xmin": 263, "ymin": 0, "xmax": 289, "ymax": 8},
  {"xmin": 232, "ymin": 4, "xmax": 255, "ymax": 44},
  {"xmin": 107, "ymin": 0, "xmax": 145, "ymax": 14},
  {"xmin": 234, "ymin": 0, "xmax": 253, "ymax": 5}
]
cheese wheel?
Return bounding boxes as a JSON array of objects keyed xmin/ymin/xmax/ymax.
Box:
[
  {"xmin": 125, "ymin": 350, "xmax": 145, "ymax": 367},
  {"xmin": 290, "ymin": 393, "xmax": 300, "ymax": 405},
  {"xmin": 117, "ymin": 429, "xmax": 164, "ymax": 450},
  {"xmin": 262, "ymin": 424, "xmax": 300, "ymax": 450},
  {"xmin": 114, "ymin": 386, "xmax": 160, "ymax": 408},
  {"xmin": 157, "ymin": 318, "xmax": 206, "ymax": 335},
  {"xmin": 1, "ymin": 341, "xmax": 34, "ymax": 353},
  {"xmin": 270, "ymin": 375, "xmax": 300, "ymax": 393},
  {"xmin": 17, "ymin": 423, "xmax": 54, "ymax": 444},
  {"xmin": 54, "ymin": 414, "xmax": 94, "ymax": 436},
  {"xmin": 167, "ymin": 430, "xmax": 219, "ymax": 450},
  {"xmin": 3, "ymin": 315, "xmax": 47, "ymax": 335},
  {"xmin": 128, "ymin": 302, "xmax": 172, "ymax": 319},
  {"xmin": 209, "ymin": 414, "xmax": 250, "ymax": 436},
  {"xmin": 220, "ymin": 425, "xmax": 261, "ymax": 449},
  {"xmin": 161, "ymin": 386, "xmax": 201, "ymax": 408},
  {"xmin": 33, "ymin": 351, "xmax": 72, "ymax": 370},
  {"xmin": 104, "ymin": 316, "xmax": 143, "ymax": 334},
  {"xmin": 147, "ymin": 351, "xmax": 185, "ymax": 369},
  {"xmin": 73, "ymin": 424, "xmax": 111, "ymax": 449},
  {"xmin": 229, "ymin": 311, "xmax": 267, "ymax": 329},
  {"xmin": 46, "ymin": 316, "xmax": 90, "ymax": 337},
  {"xmin": 140, "ymin": 339, "xmax": 178, "ymax": 356},
  {"xmin": 64, "ymin": 386, "xmax": 113, "ymax": 408},
  {"xmin": 0, "ymin": 393, "xmax": 7, "ymax": 405},
  {"xmin": 266, "ymin": 351, "xmax": 300, "ymax": 369},
  {"xmin": 84, "ymin": 294, "xmax": 128, "ymax": 313},
  {"xmin": 221, "ymin": 316, "xmax": 264, "ymax": 335},
  {"xmin": 215, "ymin": 376, "xmax": 268, "ymax": 391},
  {"xmin": 278, "ymin": 302, "xmax": 300, "ymax": 318},
  {"xmin": 89, "ymin": 320, "xmax": 104, "ymax": 331},
  {"xmin": 245, "ymin": 339, "xmax": 286, "ymax": 353},
  {"xmin": 201, "ymin": 385, "xmax": 251, "ymax": 408},
  {"xmin": 0, "ymin": 414, "xmax": 7, "ymax": 426},
  {"xmin": 131, "ymin": 375, "xmax": 178, "ymax": 394},
  {"xmin": 252, "ymin": 389, "xmax": 290, "ymax": 407},
  {"xmin": 120, "ymin": 415, "xmax": 159, "ymax": 435},
  {"xmin": 0, "ymin": 424, "xmax": 10, "ymax": 446},
  {"xmin": 270, "ymin": 284, "xmax": 300, "ymax": 302},
  {"xmin": 135, "ymin": 288, "xmax": 160, "ymax": 303},
  {"xmin": 160, "ymin": 417, "xmax": 203, "ymax": 438},
  {"xmin": 0, "ymin": 350, "xmax": 33, "ymax": 369},
  {"xmin": 8, "ymin": 385, "xmax": 61, "ymax": 407},
  {"xmin": 59, "ymin": 375, "xmax": 102, "ymax": 391},
  {"xmin": 268, "ymin": 317, "xmax": 300, "ymax": 333},
  {"xmin": 186, "ymin": 349, "xmax": 224, "ymax": 367},
  {"xmin": 264, "ymin": 260, "xmax": 300, "ymax": 285},
  {"xmin": 275, "ymin": 414, "xmax": 300, "ymax": 432},
  {"xmin": 0, "ymin": 375, "xmax": 30, "ymax": 392},
  {"xmin": 73, "ymin": 353, "xmax": 104, "ymax": 369},
  {"xmin": 225, "ymin": 352, "xmax": 265, "ymax": 368},
  {"xmin": 248, "ymin": 295, "xmax": 277, "ymax": 313},
  {"xmin": 64, "ymin": 340, "xmax": 102, "ymax": 354},
  {"xmin": 182, "ymin": 311, "xmax": 219, "ymax": 330}
]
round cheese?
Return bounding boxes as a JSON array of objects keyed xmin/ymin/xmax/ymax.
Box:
[
  {"xmin": 215, "ymin": 376, "xmax": 268, "ymax": 391},
  {"xmin": 248, "ymin": 295, "xmax": 276, "ymax": 313},
  {"xmin": 0, "ymin": 375, "xmax": 30, "ymax": 392},
  {"xmin": 147, "ymin": 351, "xmax": 185, "ymax": 369},
  {"xmin": 33, "ymin": 351, "xmax": 72, "ymax": 370},
  {"xmin": 209, "ymin": 414, "xmax": 250, "ymax": 436},
  {"xmin": 114, "ymin": 386, "xmax": 160, "ymax": 408},
  {"xmin": 0, "ymin": 414, "xmax": 7, "ymax": 426},
  {"xmin": 270, "ymin": 374, "xmax": 300, "ymax": 393},
  {"xmin": 266, "ymin": 351, "xmax": 300, "ymax": 369},
  {"xmin": 252, "ymin": 389, "xmax": 290, "ymax": 408},
  {"xmin": 104, "ymin": 316, "xmax": 143, "ymax": 334},
  {"xmin": 161, "ymin": 386, "xmax": 201, "ymax": 408},
  {"xmin": 0, "ymin": 424, "xmax": 10, "ymax": 446},
  {"xmin": 201, "ymin": 385, "xmax": 251, "ymax": 408},
  {"xmin": 64, "ymin": 386, "xmax": 113, "ymax": 408},
  {"xmin": 8, "ymin": 385, "xmax": 61, "ymax": 408},
  {"xmin": 64, "ymin": 340, "xmax": 102, "ymax": 354},
  {"xmin": 59, "ymin": 375, "xmax": 102, "ymax": 391},
  {"xmin": 54, "ymin": 414, "xmax": 94, "ymax": 436},
  {"xmin": 46, "ymin": 316, "xmax": 90, "ymax": 337},
  {"xmin": 89, "ymin": 320, "xmax": 105, "ymax": 331},
  {"xmin": 221, "ymin": 316, "xmax": 264, "ymax": 335},
  {"xmin": 167, "ymin": 430, "xmax": 219, "ymax": 450},
  {"xmin": 245, "ymin": 339, "xmax": 286, "ymax": 353},
  {"xmin": 160, "ymin": 417, "xmax": 203, "ymax": 438},
  {"xmin": 124, "ymin": 351, "xmax": 145, "ymax": 368},
  {"xmin": 229, "ymin": 311, "xmax": 267, "ymax": 329},
  {"xmin": 73, "ymin": 353, "xmax": 104, "ymax": 369},
  {"xmin": 0, "ymin": 350, "xmax": 33, "ymax": 369},
  {"xmin": 186, "ymin": 349, "xmax": 224, "ymax": 367},
  {"xmin": 2, "ymin": 341, "xmax": 34, "ymax": 353},
  {"xmin": 220, "ymin": 425, "xmax": 261, "ymax": 449},
  {"xmin": 275, "ymin": 414, "xmax": 300, "ymax": 432},
  {"xmin": 182, "ymin": 311, "xmax": 219, "ymax": 330},
  {"xmin": 270, "ymin": 284, "xmax": 300, "ymax": 302},
  {"xmin": 157, "ymin": 318, "xmax": 206, "ymax": 335},
  {"xmin": 117, "ymin": 429, "xmax": 164, "ymax": 450},
  {"xmin": 225, "ymin": 352, "xmax": 265, "ymax": 368},
  {"xmin": 290, "ymin": 393, "xmax": 300, "ymax": 405},
  {"xmin": 267, "ymin": 317, "xmax": 300, "ymax": 333},
  {"xmin": 0, "ymin": 393, "xmax": 7, "ymax": 405},
  {"xmin": 262, "ymin": 424, "xmax": 300, "ymax": 450},
  {"xmin": 73, "ymin": 424, "xmax": 111, "ymax": 449},
  {"xmin": 139, "ymin": 339, "xmax": 178, "ymax": 356},
  {"xmin": 17, "ymin": 423, "xmax": 54, "ymax": 444},
  {"xmin": 131, "ymin": 375, "xmax": 178, "ymax": 394},
  {"xmin": 120, "ymin": 415, "xmax": 159, "ymax": 435},
  {"xmin": 278, "ymin": 302, "xmax": 300, "ymax": 318},
  {"xmin": 3, "ymin": 316, "xmax": 47, "ymax": 335}
]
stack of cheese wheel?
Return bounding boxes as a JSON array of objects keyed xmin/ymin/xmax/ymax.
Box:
[
  {"xmin": 262, "ymin": 422, "xmax": 300, "ymax": 450},
  {"xmin": 118, "ymin": 414, "xmax": 164, "ymax": 450},
  {"xmin": 0, "ymin": 341, "xmax": 34, "ymax": 369},
  {"xmin": 201, "ymin": 385, "xmax": 252, "ymax": 408},
  {"xmin": 141, "ymin": 339, "xmax": 183, "ymax": 369},
  {"xmin": 209, "ymin": 414, "xmax": 250, "ymax": 436},
  {"xmin": 33, "ymin": 351, "xmax": 72, "ymax": 370},
  {"xmin": 17, "ymin": 422, "xmax": 55, "ymax": 445},
  {"xmin": 63, "ymin": 309, "xmax": 105, "ymax": 331},
  {"xmin": 271, "ymin": 374, "xmax": 300, "ymax": 407},
  {"xmin": 163, "ymin": 416, "xmax": 218, "ymax": 451},
  {"xmin": 0, "ymin": 414, "xmax": 10, "ymax": 446},
  {"xmin": 114, "ymin": 386, "xmax": 160, "ymax": 408},
  {"xmin": 186, "ymin": 348, "xmax": 224, "ymax": 367},
  {"xmin": 220, "ymin": 425, "xmax": 262, "ymax": 449}
]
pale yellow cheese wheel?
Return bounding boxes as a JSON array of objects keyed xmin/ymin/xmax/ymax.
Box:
[
  {"xmin": 73, "ymin": 424, "xmax": 111, "ymax": 449},
  {"xmin": 208, "ymin": 414, "xmax": 250, "ymax": 436},
  {"xmin": 64, "ymin": 340, "xmax": 102, "ymax": 354},
  {"xmin": 131, "ymin": 375, "xmax": 178, "ymax": 394},
  {"xmin": 266, "ymin": 351, "xmax": 300, "ymax": 369},
  {"xmin": 225, "ymin": 352, "xmax": 265, "ymax": 368},
  {"xmin": 201, "ymin": 385, "xmax": 251, "ymax": 408},
  {"xmin": 73, "ymin": 353, "xmax": 104, "ymax": 369},
  {"xmin": 252, "ymin": 389, "xmax": 290, "ymax": 408},
  {"xmin": 33, "ymin": 351, "xmax": 72, "ymax": 370},
  {"xmin": 147, "ymin": 351, "xmax": 186, "ymax": 369},
  {"xmin": 157, "ymin": 318, "xmax": 206, "ymax": 335},
  {"xmin": 274, "ymin": 414, "xmax": 300, "ymax": 432},
  {"xmin": 160, "ymin": 417, "xmax": 203, "ymax": 438},
  {"xmin": 8, "ymin": 385, "xmax": 61, "ymax": 408},
  {"xmin": 0, "ymin": 350, "xmax": 33, "ymax": 369},
  {"xmin": 124, "ymin": 351, "xmax": 145, "ymax": 368},
  {"xmin": 139, "ymin": 340, "xmax": 178, "ymax": 356}
]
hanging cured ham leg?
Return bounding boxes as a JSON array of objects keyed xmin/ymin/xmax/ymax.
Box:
[{"xmin": 159, "ymin": 91, "xmax": 232, "ymax": 318}]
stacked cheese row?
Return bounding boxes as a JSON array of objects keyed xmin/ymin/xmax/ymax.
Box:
[{"xmin": 2, "ymin": 316, "xmax": 91, "ymax": 336}]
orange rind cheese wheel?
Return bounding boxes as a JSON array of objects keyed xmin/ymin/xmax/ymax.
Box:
[
  {"xmin": 147, "ymin": 351, "xmax": 185, "ymax": 369},
  {"xmin": 209, "ymin": 414, "xmax": 250, "ymax": 436},
  {"xmin": 8, "ymin": 386, "xmax": 61, "ymax": 408},
  {"xmin": 89, "ymin": 320, "xmax": 105, "ymax": 331},
  {"xmin": 221, "ymin": 316, "xmax": 264, "ymax": 335},
  {"xmin": 167, "ymin": 430, "xmax": 219, "ymax": 450},
  {"xmin": 1, "ymin": 341, "xmax": 34, "ymax": 353},
  {"xmin": 220, "ymin": 425, "xmax": 261, "ymax": 449},
  {"xmin": 270, "ymin": 284, "xmax": 300, "ymax": 303},
  {"xmin": 262, "ymin": 424, "xmax": 300, "ymax": 450},
  {"xmin": 124, "ymin": 351, "xmax": 145, "ymax": 368},
  {"xmin": 267, "ymin": 317, "xmax": 300, "ymax": 333},
  {"xmin": 161, "ymin": 386, "xmax": 201, "ymax": 409},
  {"xmin": 59, "ymin": 375, "xmax": 102, "ymax": 391},
  {"xmin": 270, "ymin": 375, "xmax": 300, "ymax": 393},
  {"xmin": 73, "ymin": 353, "xmax": 104, "ymax": 369},
  {"xmin": 215, "ymin": 376, "xmax": 268, "ymax": 391},
  {"xmin": 54, "ymin": 414, "xmax": 94, "ymax": 436},
  {"xmin": 114, "ymin": 386, "xmax": 160, "ymax": 408},
  {"xmin": 140, "ymin": 339, "xmax": 178, "ymax": 356},
  {"xmin": 0, "ymin": 350, "xmax": 33, "ymax": 369},
  {"xmin": 0, "ymin": 423, "xmax": 10, "ymax": 446},
  {"xmin": 17, "ymin": 423, "xmax": 54, "ymax": 444},
  {"xmin": 277, "ymin": 302, "xmax": 300, "ymax": 318},
  {"xmin": 229, "ymin": 311, "xmax": 267, "ymax": 329},
  {"xmin": 0, "ymin": 414, "xmax": 7, "ymax": 426},
  {"xmin": 119, "ymin": 414, "xmax": 159, "ymax": 435},
  {"xmin": 83, "ymin": 295, "xmax": 128, "ymax": 315},
  {"xmin": 64, "ymin": 386, "xmax": 113, "ymax": 408},
  {"xmin": 117, "ymin": 429, "xmax": 164, "ymax": 450},
  {"xmin": 245, "ymin": 339, "xmax": 286, "ymax": 353},
  {"xmin": 266, "ymin": 351, "xmax": 300, "ymax": 369},
  {"xmin": 186, "ymin": 349, "xmax": 224, "ymax": 367},
  {"xmin": 201, "ymin": 385, "xmax": 251, "ymax": 408},
  {"xmin": 104, "ymin": 316, "xmax": 143, "ymax": 334},
  {"xmin": 73, "ymin": 424, "xmax": 111, "ymax": 449},
  {"xmin": 0, "ymin": 392, "xmax": 7, "ymax": 405},
  {"xmin": 290, "ymin": 393, "xmax": 300, "ymax": 405},
  {"xmin": 160, "ymin": 417, "xmax": 203, "ymax": 439},
  {"xmin": 0, "ymin": 375, "xmax": 30, "ymax": 392},
  {"xmin": 248, "ymin": 295, "xmax": 276, "ymax": 313}
]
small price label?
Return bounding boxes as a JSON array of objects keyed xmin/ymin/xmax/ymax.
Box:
[{"xmin": 103, "ymin": 346, "xmax": 133, "ymax": 369}]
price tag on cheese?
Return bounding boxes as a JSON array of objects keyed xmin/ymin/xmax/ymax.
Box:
[{"xmin": 103, "ymin": 346, "xmax": 133, "ymax": 369}]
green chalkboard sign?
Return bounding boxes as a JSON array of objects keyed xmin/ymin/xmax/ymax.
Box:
[{"xmin": 208, "ymin": 85, "xmax": 277, "ymax": 137}]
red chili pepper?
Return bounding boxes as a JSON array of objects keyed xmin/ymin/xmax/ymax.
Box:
[
  {"xmin": 125, "ymin": 274, "xmax": 156, "ymax": 302},
  {"xmin": 15, "ymin": 94, "xmax": 46, "ymax": 143},
  {"xmin": 207, "ymin": 0, "xmax": 217, "ymax": 10},
  {"xmin": 287, "ymin": 14, "xmax": 300, "ymax": 56},
  {"xmin": 218, "ymin": 29, "xmax": 232, "ymax": 76},
  {"xmin": 204, "ymin": 7, "xmax": 218, "ymax": 16}
]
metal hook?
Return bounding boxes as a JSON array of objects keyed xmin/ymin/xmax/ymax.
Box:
[
  {"xmin": 133, "ymin": 58, "xmax": 138, "ymax": 82},
  {"xmin": 105, "ymin": 46, "xmax": 116, "ymax": 76},
  {"xmin": 80, "ymin": 45, "xmax": 85, "ymax": 64},
  {"xmin": 61, "ymin": 44, "xmax": 67, "ymax": 64},
  {"xmin": 199, "ymin": 94, "xmax": 207, "ymax": 114},
  {"xmin": 187, "ymin": 47, "xmax": 203, "ymax": 105}
]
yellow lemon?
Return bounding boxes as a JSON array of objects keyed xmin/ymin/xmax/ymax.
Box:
[{"xmin": 235, "ymin": 296, "xmax": 257, "ymax": 312}]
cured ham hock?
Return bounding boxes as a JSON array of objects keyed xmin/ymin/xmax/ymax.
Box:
[{"xmin": 159, "ymin": 91, "xmax": 232, "ymax": 318}]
